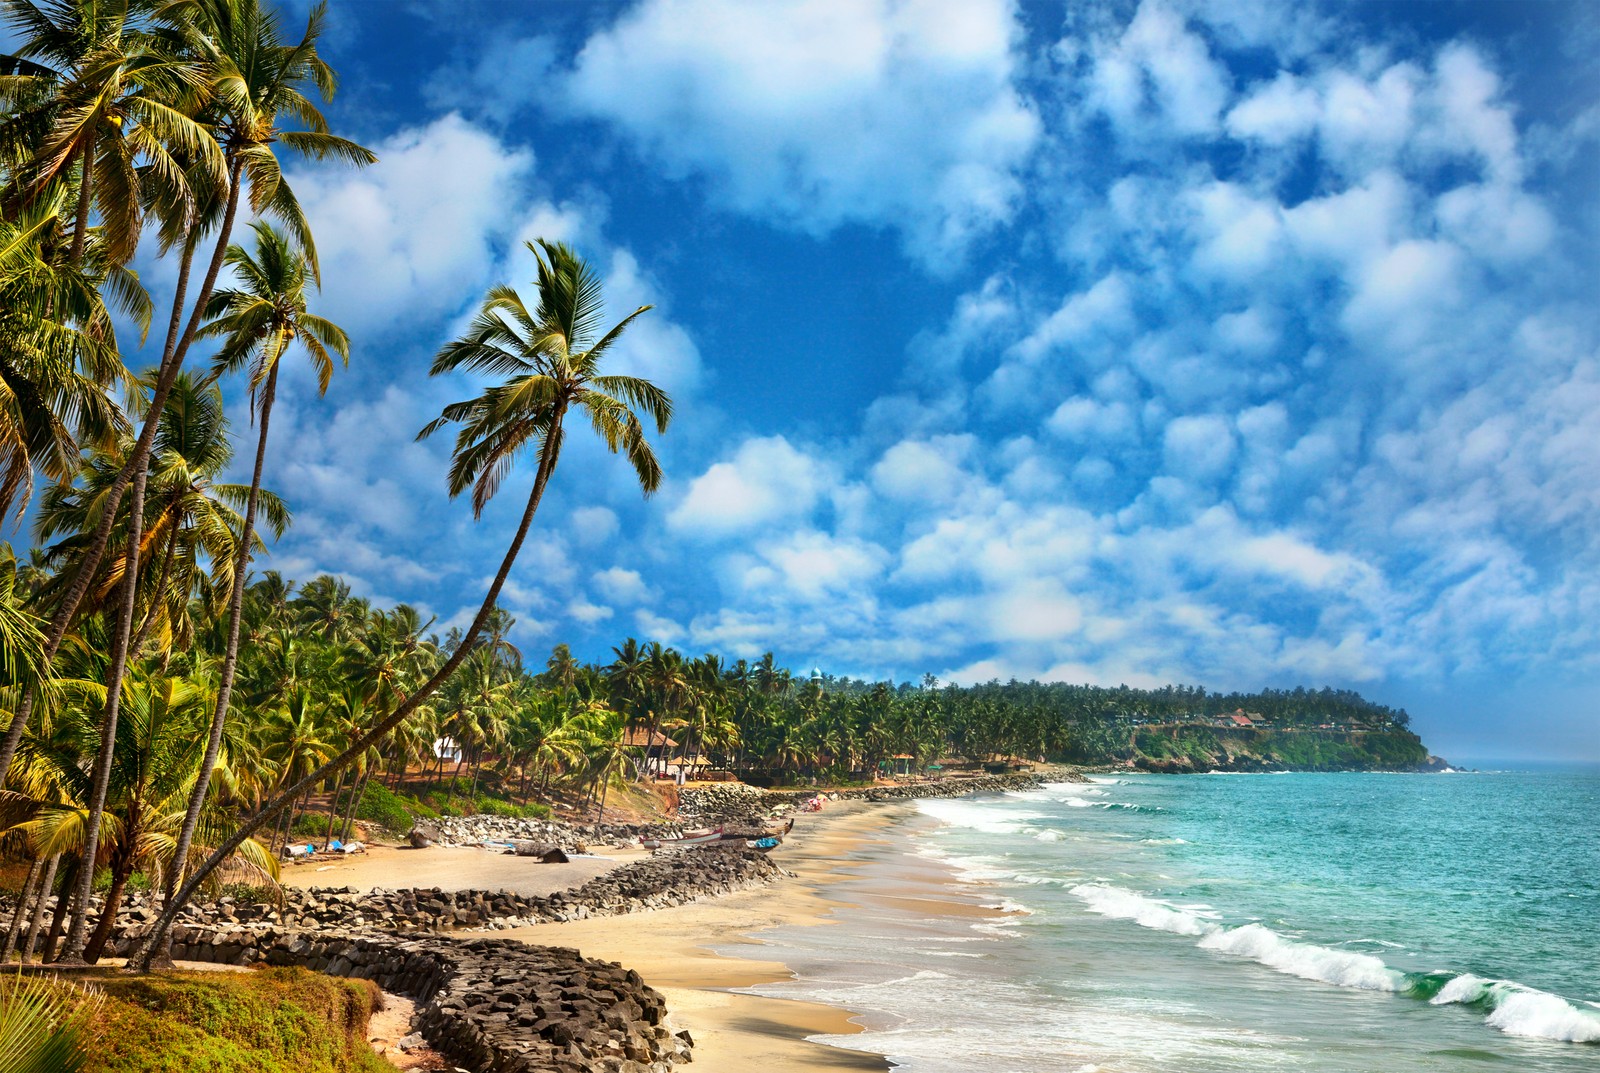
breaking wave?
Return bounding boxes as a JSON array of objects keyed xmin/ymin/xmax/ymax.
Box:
[{"xmin": 1069, "ymin": 883, "xmax": 1600, "ymax": 1044}]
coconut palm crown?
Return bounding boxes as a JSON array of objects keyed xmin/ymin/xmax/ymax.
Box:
[{"xmin": 419, "ymin": 238, "xmax": 671, "ymax": 517}]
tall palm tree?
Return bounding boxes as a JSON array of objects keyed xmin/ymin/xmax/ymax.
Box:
[
  {"xmin": 16, "ymin": 0, "xmax": 370, "ymax": 964},
  {"xmin": 134, "ymin": 238, "xmax": 672, "ymax": 969},
  {"xmin": 32, "ymin": 371, "xmax": 286, "ymax": 654},
  {"xmin": 147, "ymin": 220, "xmax": 344, "ymax": 959},
  {"xmin": 0, "ymin": 0, "xmax": 222, "ymax": 263}
]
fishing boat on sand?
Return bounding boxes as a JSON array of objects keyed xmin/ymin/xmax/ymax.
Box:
[{"xmin": 640, "ymin": 826, "xmax": 723, "ymax": 850}]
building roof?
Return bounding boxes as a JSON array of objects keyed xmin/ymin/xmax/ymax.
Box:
[
  {"xmin": 1230, "ymin": 714, "xmax": 1254, "ymax": 727},
  {"xmin": 622, "ymin": 728, "xmax": 679, "ymax": 749}
]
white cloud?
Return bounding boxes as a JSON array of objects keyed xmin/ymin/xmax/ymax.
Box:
[
  {"xmin": 560, "ymin": 0, "xmax": 1040, "ymax": 264},
  {"xmin": 593, "ymin": 567, "xmax": 651, "ymax": 605},
  {"xmin": 1162, "ymin": 414, "xmax": 1236, "ymax": 482},
  {"xmin": 634, "ymin": 609, "xmax": 685, "ymax": 645},
  {"xmin": 870, "ymin": 436, "xmax": 976, "ymax": 502},
  {"xmin": 568, "ymin": 599, "xmax": 614, "ymax": 625},
  {"xmin": 570, "ymin": 507, "xmax": 620, "ymax": 546},
  {"xmin": 1225, "ymin": 71, "xmax": 1320, "ymax": 145},
  {"xmin": 1088, "ymin": 0, "xmax": 1232, "ymax": 138},
  {"xmin": 1340, "ymin": 238, "xmax": 1464, "ymax": 348},
  {"xmin": 288, "ymin": 114, "xmax": 537, "ymax": 338},
  {"xmin": 743, "ymin": 530, "xmax": 890, "ymax": 602},
  {"xmin": 667, "ymin": 436, "xmax": 829, "ymax": 536}
]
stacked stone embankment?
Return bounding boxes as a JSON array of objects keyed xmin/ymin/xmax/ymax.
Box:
[
  {"xmin": 101, "ymin": 843, "xmax": 784, "ymax": 940},
  {"xmin": 678, "ymin": 771, "xmax": 1072, "ymax": 827},
  {"xmin": 409, "ymin": 815, "xmax": 683, "ymax": 849},
  {"xmin": 83, "ymin": 846, "xmax": 781, "ymax": 1072},
  {"xmin": 97, "ymin": 929, "xmax": 689, "ymax": 1072}
]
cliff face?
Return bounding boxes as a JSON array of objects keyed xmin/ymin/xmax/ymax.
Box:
[{"xmin": 1127, "ymin": 724, "xmax": 1432, "ymax": 773}]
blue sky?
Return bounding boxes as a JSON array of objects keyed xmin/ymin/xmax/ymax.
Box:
[{"xmin": 64, "ymin": 1, "xmax": 1600, "ymax": 760}]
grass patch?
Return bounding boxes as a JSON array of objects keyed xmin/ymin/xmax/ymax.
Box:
[{"xmin": 67, "ymin": 966, "xmax": 391, "ymax": 1073}]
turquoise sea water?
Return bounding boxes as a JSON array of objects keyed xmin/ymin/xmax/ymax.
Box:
[{"xmin": 744, "ymin": 769, "xmax": 1600, "ymax": 1071}]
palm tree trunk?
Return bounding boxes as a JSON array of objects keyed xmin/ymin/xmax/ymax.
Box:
[
  {"xmin": 20, "ymin": 855, "xmax": 58, "ymax": 961},
  {"xmin": 339, "ymin": 765, "xmax": 372, "ymax": 843},
  {"xmin": 147, "ymin": 363, "xmax": 278, "ymax": 968},
  {"xmin": 0, "ymin": 161, "xmax": 240, "ymax": 793},
  {"xmin": 129, "ymin": 523, "xmax": 178, "ymax": 659},
  {"xmin": 323, "ymin": 764, "xmax": 349, "ymax": 846},
  {"xmin": 135, "ymin": 408, "xmax": 570, "ymax": 970},
  {"xmin": 2, "ymin": 857, "xmax": 42, "ymax": 961},
  {"xmin": 69, "ymin": 139, "xmax": 92, "ymax": 265},
  {"xmin": 41, "ymin": 857, "xmax": 76, "ymax": 962},
  {"xmin": 82, "ymin": 858, "xmax": 130, "ymax": 963}
]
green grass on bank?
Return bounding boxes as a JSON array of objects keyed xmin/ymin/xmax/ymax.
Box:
[
  {"xmin": 285, "ymin": 778, "xmax": 555, "ymax": 842},
  {"xmin": 58, "ymin": 966, "xmax": 391, "ymax": 1073}
]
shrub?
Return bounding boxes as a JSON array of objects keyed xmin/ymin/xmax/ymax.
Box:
[
  {"xmin": 219, "ymin": 882, "xmax": 279, "ymax": 905},
  {"xmin": 347, "ymin": 781, "xmax": 430, "ymax": 834},
  {"xmin": 473, "ymin": 796, "xmax": 551, "ymax": 819}
]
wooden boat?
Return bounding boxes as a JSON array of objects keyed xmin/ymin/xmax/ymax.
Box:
[{"xmin": 641, "ymin": 826, "xmax": 723, "ymax": 850}]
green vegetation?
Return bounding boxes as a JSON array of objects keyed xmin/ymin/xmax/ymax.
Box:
[
  {"xmin": 0, "ymin": 0, "xmax": 676, "ymax": 970},
  {"xmin": 0, "ymin": 973, "xmax": 102, "ymax": 1073},
  {"xmin": 66, "ymin": 967, "xmax": 388, "ymax": 1073},
  {"xmin": 0, "ymin": 0, "xmax": 1434, "ymax": 989}
]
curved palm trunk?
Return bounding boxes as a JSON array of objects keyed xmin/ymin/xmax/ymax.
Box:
[
  {"xmin": 20, "ymin": 855, "xmax": 59, "ymax": 961},
  {"xmin": 147, "ymin": 363, "xmax": 278, "ymax": 968},
  {"xmin": 2, "ymin": 856, "xmax": 43, "ymax": 961},
  {"xmin": 0, "ymin": 169, "xmax": 231, "ymax": 789},
  {"xmin": 134, "ymin": 413, "xmax": 569, "ymax": 970},
  {"xmin": 59, "ymin": 159, "xmax": 247, "ymax": 965},
  {"xmin": 322, "ymin": 764, "xmax": 350, "ymax": 846},
  {"xmin": 41, "ymin": 857, "xmax": 76, "ymax": 962},
  {"xmin": 339, "ymin": 764, "xmax": 373, "ymax": 843},
  {"xmin": 82, "ymin": 852, "xmax": 132, "ymax": 963}
]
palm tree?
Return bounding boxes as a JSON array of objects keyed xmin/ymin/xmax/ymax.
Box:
[
  {"xmin": 0, "ymin": 198, "xmax": 133, "ymax": 525},
  {"xmin": 134, "ymin": 238, "xmax": 672, "ymax": 969},
  {"xmin": 149, "ymin": 220, "xmax": 344, "ymax": 961},
  {"xmin": 31, "ymin": 371, "xmax": 286, "ymax": 656},
  {"xmin": 0, "ymin": 0, "xmax": 222, "ymax": 263},
  {"xmin": 21, "ymin": 0, "xmax": 370, "ymax": 964}
]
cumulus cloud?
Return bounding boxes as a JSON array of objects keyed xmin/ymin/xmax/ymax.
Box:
[
  {"xmin": 667, "ymin": 436, "xmax": 830, "ymax": 537},
  {"xmin": 558, "ymin": 0, "xmax": 1040, "ymax": 264},
  {"xmin": 287, "ymin": 114, "xmax": 537, "ymax": 338}
]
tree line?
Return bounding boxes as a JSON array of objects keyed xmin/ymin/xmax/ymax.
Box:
[
  {"xmin": 0, "ymin": 0, "xmax": 1421, "ymax": 986},
  {"xmin": 0, "ymin": 0, "xmax": 669, "ymax": 973}
]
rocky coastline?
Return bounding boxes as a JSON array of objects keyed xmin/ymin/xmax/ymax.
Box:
[{"xmin": 17, "ymin": 772, "xmax": 1068, "ymax": 1072}]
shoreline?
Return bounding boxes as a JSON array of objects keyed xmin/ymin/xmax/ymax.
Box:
[{"xmin": 499, "ymin": 797, "xmax": 990, "ymax": 1072}]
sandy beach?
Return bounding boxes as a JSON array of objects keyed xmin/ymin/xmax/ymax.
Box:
[
  {"xmin": 277, "ymin": 798, "xmax": 999, "ymax": 1070},
  {"xmin": 279, "ymin": 840, "xmax": 653, "ymax": 897},
  {"xmin": 495, "ymin": 800, "xmax": 1005, "ymax": 1073}
]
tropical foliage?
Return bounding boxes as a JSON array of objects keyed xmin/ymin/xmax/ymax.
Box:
[{"xmin": 0, "ymin": 0, "xmax": 1424, "ymax": 985}]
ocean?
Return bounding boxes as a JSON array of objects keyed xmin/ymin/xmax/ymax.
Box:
[{"xmin": 739, "ymin": 769, "xmax": 1600, "ymax": 1072}]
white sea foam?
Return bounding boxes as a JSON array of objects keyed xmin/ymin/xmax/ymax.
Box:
[
  {"xmin": 1199, "ymin": 924, "xmax": 1405, "ymax": 991},
  {"xmin": 1431, "ymin": 974, "xmax": 1600, "ymax": 1043},
  {"xmin": 1069, "ymin": 884, "xmax": 1218, "ymax": 937}
]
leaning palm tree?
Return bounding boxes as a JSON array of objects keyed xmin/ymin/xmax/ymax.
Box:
[
  {"xmin": 146, "ymin": 221, "xmax": 344, "ymax": 958},
  {"xmin": 133, "ymin": 238, "xmax": 672, "ymax": 969},
  {"xmin": 14, "ymin": 0, "xmax": 369, "ymax": 964}
]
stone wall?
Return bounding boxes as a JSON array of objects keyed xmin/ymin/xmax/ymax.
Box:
[
  {"xmin": 108, "ymin": 926, "xmax": 688, "ymax": 1073},
  {"xmin": 104, "ymin": 843, "xmax": 786, "ymax": 938},
  {"xmin": 679, "ymin": 771, "xmax": 1070, "ymax": 827}
]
